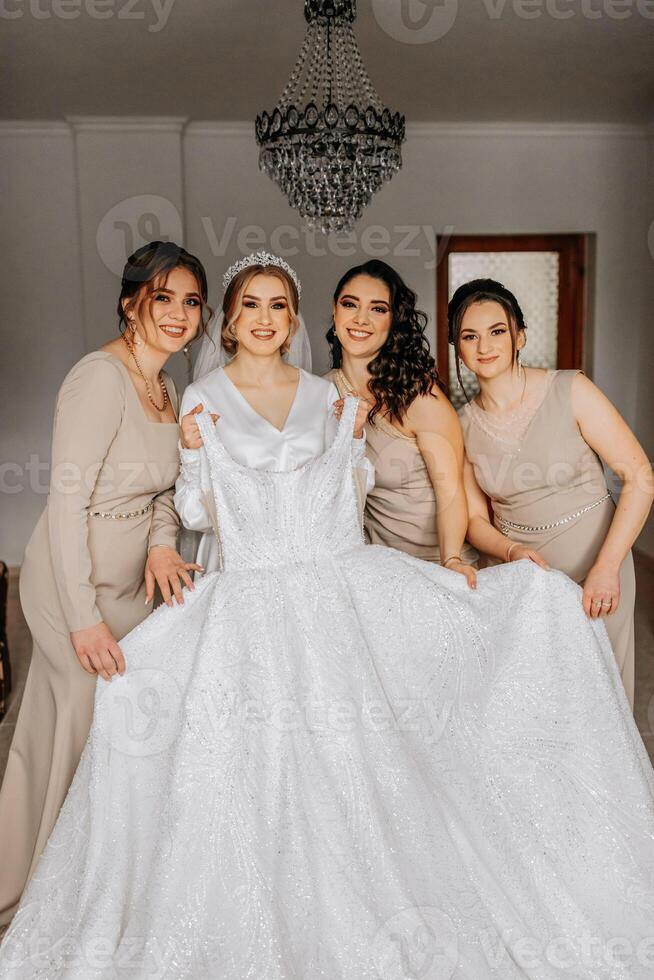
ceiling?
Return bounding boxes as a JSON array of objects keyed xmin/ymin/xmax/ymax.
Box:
[{"xmin": 3, "ymin": 0, "xmax": 653, "ymax": 123}]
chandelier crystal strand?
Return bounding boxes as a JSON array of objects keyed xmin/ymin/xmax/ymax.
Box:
[{"xmin": 255, "ymin": 0, "xmax": 406, "ymax": 235}]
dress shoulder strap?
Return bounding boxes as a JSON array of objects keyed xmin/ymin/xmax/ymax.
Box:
[
  {"xmin": 550, "ymin": 368, "xmax": 584, "ymax": 407},
  {"xmin": 324, "ymin": 368, "xmax": 348, "ymax": 398}
]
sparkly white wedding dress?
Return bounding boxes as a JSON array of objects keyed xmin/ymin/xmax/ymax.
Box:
[{"xmin": 1, "ymin": 397, "xmax": 654, "ymax": 980}]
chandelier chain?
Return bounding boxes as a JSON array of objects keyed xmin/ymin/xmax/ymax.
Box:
[{"xmin": 255, "ymin": 0, "xmax": 405, "ymax": 234}]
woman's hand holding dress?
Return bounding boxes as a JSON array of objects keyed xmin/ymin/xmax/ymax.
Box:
[
  {"xmin": 145, "ymin": 546, "xmax": 203, "ymax": 607},
  {"xmin": 70, "ymin": 622, "xmax": 126, "ymax": 681},
  {"xmin": 180, "ymin": 402, "xmax": 220, "ymax": 450}
]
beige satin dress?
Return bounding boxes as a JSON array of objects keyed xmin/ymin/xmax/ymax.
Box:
[
  {"xmin": 459, "ymin": 368, "xmax": 635, "ymax": 708},
  {"xmin": 0, "ymin": 352, "xmax": 181, "ymax": 925},
  {"xmin": 327, "ymin": 369, "xmax": 479, "ymax": 566}
]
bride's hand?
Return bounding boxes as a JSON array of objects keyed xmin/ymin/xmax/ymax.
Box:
[
  {"xmin": 444, "ymin": 559, "xmax": 477, "ymax": 590},
  {"xmin": 180, "ymin": 403, "xmax": 220, "ymax": 450},
  {"xmin": 70, "ymin": 622, "xmax": 125, "ymax": 680},
  {"xmin": 332, "ymin": 397, "xmax": 371, "ymax": 439},
  {"xmin": 145, "ymin": 546, "xmax": 204, "ymax": 608}
]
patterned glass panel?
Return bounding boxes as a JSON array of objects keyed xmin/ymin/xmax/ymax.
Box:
[{"xmin": 447, "ymin": 251, "xmax": 560, "ymax": 410}]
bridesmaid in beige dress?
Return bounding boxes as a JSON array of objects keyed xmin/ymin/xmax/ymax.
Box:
[
  {"xmin": 452, "ymin": 278, "xmax": 653, "ymax": 709},
  {"xmin": 326, "ymin": 260, "xmax": 479, "ymax": 580},
  {"xmin": 0, "ymin": 241, "xmax": 209, "ymax": 925}
]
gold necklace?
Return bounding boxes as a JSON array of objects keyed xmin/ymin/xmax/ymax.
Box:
[
  {"xmin": 478, "ymin": 363, "xmax": 526, "ymax": 415},
  {"xmin": 122, "ymin": 331, "xmax": 169, "ymax": 413},
  {"xmin": 336, "ymin": 367, "xmax": 357, "ymax": 397}
]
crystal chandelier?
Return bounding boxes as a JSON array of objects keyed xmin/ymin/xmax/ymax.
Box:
[{"xmin": 255, "ymin": 0, "xmax": 406, "ymax": 235}]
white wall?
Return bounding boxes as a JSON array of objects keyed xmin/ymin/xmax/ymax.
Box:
[
  {"xmin": 0, "ymin": 123, "xmax": 84, "ymax": 566},
  {"xmin": 1, "ymin": 119, "xmax": 652, "ymax": 564},
  {"xmin": 633, "ymin": 126, "xmax": 654, "ymax": 558}
]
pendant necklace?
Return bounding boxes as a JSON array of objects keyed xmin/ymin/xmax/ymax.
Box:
[{"xmin": 122, "ymin": 331, "xmax": 169, "ymax": 413}]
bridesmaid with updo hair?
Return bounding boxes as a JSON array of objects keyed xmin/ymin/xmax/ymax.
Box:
[
  {"xmin": 454, "ymin": 278, "xmax": 653, "ymax": 708},
  {"xmin": 0, "ymin": 241, "xmax": 209, "ymax": 925}
]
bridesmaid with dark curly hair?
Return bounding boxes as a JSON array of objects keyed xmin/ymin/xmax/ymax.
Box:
[{"xmin": 325, "ymin": 260, "xmax": 479, "ymax": 586}]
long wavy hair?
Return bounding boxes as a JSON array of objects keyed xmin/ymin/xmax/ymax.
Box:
[{"xmin": 327, "ymin": 260, "xmax": 444, "ymax": 426}]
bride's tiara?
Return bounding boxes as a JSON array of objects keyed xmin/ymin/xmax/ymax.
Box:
[{"xmin": 222, "ymin": 251, "xmax": 302, "ymax": 298}]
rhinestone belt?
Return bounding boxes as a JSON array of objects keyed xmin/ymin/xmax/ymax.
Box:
[
  {"xmin": 496, "ymin": 492, "xmax": 612, "ymax": 534},
  {"xmin": 88, "ymin": 501, "xmax": 154, "ymax": 520}
]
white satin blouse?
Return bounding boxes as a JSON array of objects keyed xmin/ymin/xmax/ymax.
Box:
[{"xmin": 174, "ymin": 367, "xmax": 374, "ymax": 572}]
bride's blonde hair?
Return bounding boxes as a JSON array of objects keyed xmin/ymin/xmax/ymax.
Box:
[{"xmin": 222, "ymin": 265, "xmax": 300, "ymax": 357}]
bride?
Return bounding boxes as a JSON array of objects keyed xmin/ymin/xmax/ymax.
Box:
[
  {"xmin": 173, "ymin": 251, "xmax": 374, "ymax": 574},
  {"xmin": 1, "ymin": 255, "xmax": 653, "ymax": 980}
]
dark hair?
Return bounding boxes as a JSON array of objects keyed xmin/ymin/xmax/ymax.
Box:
[
  {"xmin": 327, "ymin": 259, "xmax": 444, "ymax": 425},
  {"xmin": 117, "ymin": 240, "xmax": 212, "ymax": 341},
  {"xmin": 448, "ymin": 278, "xmax": 527, "ymax": 402}
]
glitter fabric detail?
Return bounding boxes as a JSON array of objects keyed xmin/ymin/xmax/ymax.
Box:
[{"xmin": 2, "ymin": 398, "xmax": 654, "ymax": 979}]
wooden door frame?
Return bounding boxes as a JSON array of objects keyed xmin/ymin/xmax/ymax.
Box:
[{"xmin": 436, "ymin": 234, "xmax": 587, "ymax": 397}]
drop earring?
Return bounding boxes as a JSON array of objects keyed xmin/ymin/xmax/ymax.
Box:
[{"xmin": 127, "ymin": 317, "xmax": 142, "ymax": 347}]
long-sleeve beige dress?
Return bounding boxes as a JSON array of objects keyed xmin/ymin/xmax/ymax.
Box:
[
  {"xmin": 0, "ymin": 351, "xmax": 181, "ymax": 925},
  {"xmin": 459, "ymin": 368, "xmax": 635, "ymax": 708},
  {"xmin": 327, "ymin": 369, "xmax": 479, "ymax": 567}
]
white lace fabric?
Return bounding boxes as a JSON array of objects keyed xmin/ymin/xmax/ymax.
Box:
[
  {"xmin": 463, "ymin": 369, "xmax": 557, "ymax": 454},
  {"xmin": 1, "ymin": 398, "xmax": 654, "ymax": 979}
]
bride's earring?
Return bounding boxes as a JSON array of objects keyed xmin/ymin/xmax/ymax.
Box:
[{"xmin": 281, "ymin": 324, "xmax": 295, "ymax": 357}]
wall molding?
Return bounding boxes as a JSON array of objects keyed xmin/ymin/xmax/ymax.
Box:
[
  {"xmin": 185, "ymin": 121, "xmax": 254, "ymax": 138},
  {"xmin": 406, "ymin": 121, "xmax": 650, "ymax": 140},
  {"xmin": 186, "ymin": 120, "xmax": 652, "ymax": 140},
  {"xmin": 1, "ymin": 119, "xmax": 649, "ymax": 140},
  {"xmin": 65, "ymin": 116, "xmax": 189, "ymax": 134},
  {"xmin": 0, "ymin": 121, "xmax": 71, "ymax": 137}
]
